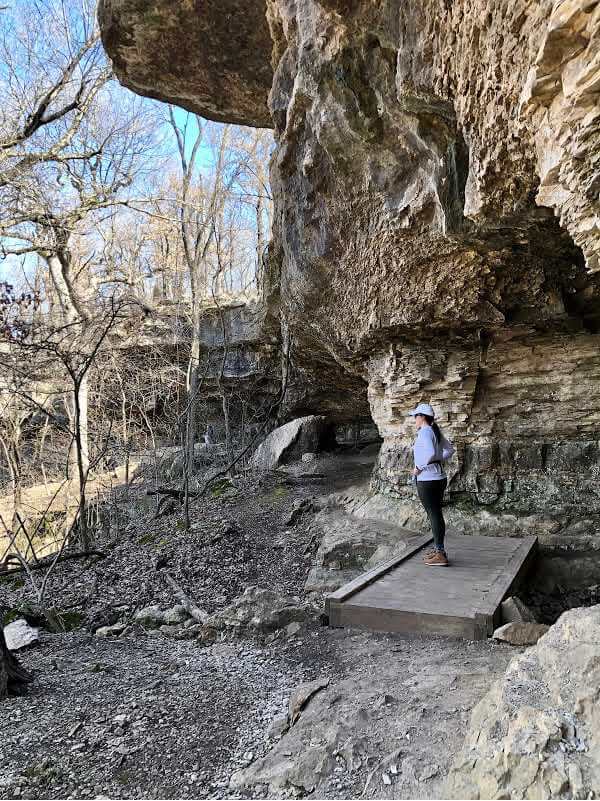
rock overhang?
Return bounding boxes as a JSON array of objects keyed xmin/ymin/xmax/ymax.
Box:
[
  {"xmin": 97, "ymin": 0, "xmax": 600, "ymax": 540},
  {"xmin": 98, "ymin": 0, "xmax": 274, "ymax": 127}
]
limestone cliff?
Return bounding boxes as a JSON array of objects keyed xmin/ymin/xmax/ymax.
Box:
[{"xmin": 99, "ymin": 1, "xmax": 600, "ymax": 547}]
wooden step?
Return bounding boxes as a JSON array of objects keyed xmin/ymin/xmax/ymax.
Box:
[{"xmin": 326, "ymin": 533, "xmax": 538, "ymax": 640}]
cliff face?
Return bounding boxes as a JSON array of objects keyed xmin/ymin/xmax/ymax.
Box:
[{"xmin": 99, "ymin": 0, "xmax": 600, "ymax": 546}]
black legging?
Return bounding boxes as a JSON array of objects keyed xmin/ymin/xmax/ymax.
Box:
[{"xmin": 417, "ymin": 478, "xmax": 447, "ymax": 552}]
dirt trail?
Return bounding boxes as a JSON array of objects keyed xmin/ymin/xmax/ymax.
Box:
[{"xmin": 0, "ymin": 448, "xmax": 521, "ymax": 799}]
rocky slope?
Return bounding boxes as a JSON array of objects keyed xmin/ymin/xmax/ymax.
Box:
[
  {"xmin": 98, "ymin": 2, "xmax": 600, "ymax": 544},
  {"xmin": 0, "ymin": 452, "xmax": 516, "ymax": 800},
  {"xmin": 446, "ymin": 604, "xmax": 600, "ymax": 799}
]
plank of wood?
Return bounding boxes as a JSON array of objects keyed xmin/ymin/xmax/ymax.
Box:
[
  {"xmin": 329, "ymin": 601, "xmax": 478, "ymax": 639},
  {"xmin": 325, "ymin": 532, "xmax": 432, "ymax": 616},
  {"xmin": 473, "ymin": 535, "xmax": 538, "ymax": 634},
  {"xmin": 327, "ymin": 533, "xmax": 539, "ymax": 641}
]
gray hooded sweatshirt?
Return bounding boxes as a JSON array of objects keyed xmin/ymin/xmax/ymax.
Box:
[{"xmin": 413, "ymin": 425, "xmax": 455, "ymax": 482}]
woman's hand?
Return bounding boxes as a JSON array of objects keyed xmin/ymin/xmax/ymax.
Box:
[{"xmin": 412, "ymin": 467, "xmax": 421, "ymax": 477}]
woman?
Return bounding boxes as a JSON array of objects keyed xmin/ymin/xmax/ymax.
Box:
[{"xmin": 409, "ymin": 402, "xmax": 455, "ymax": 566}]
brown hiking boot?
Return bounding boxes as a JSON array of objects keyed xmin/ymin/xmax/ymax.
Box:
[
  {"xmin": 424, "ymin": 551, "xmax": 449, "ymax": 567},
  {"xmin": 423, "ymin": 548, "xmax": 438, "ymax": 559}
]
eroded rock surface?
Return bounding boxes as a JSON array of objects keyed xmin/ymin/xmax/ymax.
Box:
[
  {"xmin": 446, "ymin": 605, "xmax": 600, "ymax": 799},
  {"xmin": 98, "ymin": 0, "xmax": 272, "ymax": 125},
  {"xmin": 231, "ymin": 630, "xmax": 516, "ymax": 798},
  {"xmin": 304, "ymin": 504, "xmax": 421, "ymax": 593},
  {"xmin": 100, "ymin": 1, "xmax": 600, "ymax": 544}
]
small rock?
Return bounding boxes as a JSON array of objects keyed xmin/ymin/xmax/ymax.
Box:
[
  {"xmin": 419, "ymin": 764, "xmax": 439, "ymax": 781},
  {"xmin": 286, "ymin": 622, "xmax": 302, "ymax": 637},
  {"xmin": 95, "ymin": 623, "xmax": 126, "ymax": 638},
  {"xmin": 4, "ymin": 619, "xmax": 39, "ymax": 651},
  {"xmin": 374, "ymin": 693, "xmax": 396, "ymax": 708},
  {"xmin": 284, "ymin": 499, "xmax": 313, "ymax": 526},
  {"xmin": 302, "ymin": 452, "xmax": 317, "ymax": 463},
  {"xmin": 163, "ymin": 605, "xmax": 189, "ymax": 625},
  {"xmin": 68, "ymin": 722, "xmax": 84, "ymax": 738},
  {"xmin": 501, "ymin": 596, "xmax": 537, "ymax": 624},
  {"xmin": 134, "ymin": 606, "xmax": 165, "ymax": 628},
  {"xmin": 493, "ymin": 622, "xmax": 550, "ymax": 646}
]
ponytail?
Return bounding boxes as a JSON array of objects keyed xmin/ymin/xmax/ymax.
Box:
[{"xmin": 424, "ymin": 414, "xmax": 442, "ymax": 444}]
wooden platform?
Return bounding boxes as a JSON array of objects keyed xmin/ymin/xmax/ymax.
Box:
[{"xmin": 326, "ymin": 533, "xmax": 538, "ymax": 640}]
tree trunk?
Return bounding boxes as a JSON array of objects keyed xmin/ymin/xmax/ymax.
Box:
[
  {"xmin": 74, "ymin": 373, "xmax": 90, "ymax": 474},
  {"xmin": 183, "ymin": 309, "xmax": 201, "ymax": 531},
  {"xmin": 73, "ymin": 374, "xmax": 91, "ymax": 550},
  {"xmin": 0, "ymin": 624, "xmax": 33, "ymax": 699},
  {"xmin": 256, "ymin": 185, "xmax": 264, "ymax": 292},
  {"xmin": 221, "ymin": 389, "xmax": 233, "ymax": 473}
]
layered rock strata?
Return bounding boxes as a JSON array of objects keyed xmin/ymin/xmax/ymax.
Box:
[
  {"xmin": 100, "ymin": 1, "xmax": 600, "ymax": 544},
  {"xmin": 446, "ymin": 605, "xmax": 600, "ymax": 799}
]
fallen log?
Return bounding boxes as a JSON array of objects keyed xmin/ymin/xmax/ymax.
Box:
[
  {"xmin": 146, "ymin": 488, "xmax": 196, "ymax": 500},
  {"xmin": 0, "ymin": 550, "xmax": 106, "ymax": 577}
]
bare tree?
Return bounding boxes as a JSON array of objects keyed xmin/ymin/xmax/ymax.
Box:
[
  {"xmin": 0, "ymin": 283, "xmax": 36, "ymax": 697},
  {"xmin": 0, "ymin": 0, "xmax": 158, "ymax": 481},
  {"xmin": 0, "ymin": 1, "xmax": 158, "ymax": 696}
]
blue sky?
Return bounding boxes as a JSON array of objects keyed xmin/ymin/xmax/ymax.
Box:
[{"xmin": 0, "ymin": 1, "xmax": 273, "ymax": 291}]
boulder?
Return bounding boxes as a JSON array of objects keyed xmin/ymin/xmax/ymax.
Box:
[
  {"xmin": 446, "ymin": 605, "xmax": 600, "ymax": 799},
  {"xmin": 4, "ymin": 619, "xmax": 39, "ymax": 651},
  {"xmin": 134, "ymin": 606, "xmax": 165, "ymax": 629},
  {"xmin": 493, "ymin": 622, "xmax": 550, "ymax": 646},
  {"xmin": 250, "ymin": 416, "xmax": 332, "ymax": 471},
  {"xmin": 203, "ymin": 587, "xmax": 309, "ymax": 635},
  {"xmin": 501, "ymin": 596, "xmax": 537, "ymax": 624}
]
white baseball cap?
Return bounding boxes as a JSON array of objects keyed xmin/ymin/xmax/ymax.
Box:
[{"xmin": 409, "ymin": 402, "xmax": 435, "ymax": 418}]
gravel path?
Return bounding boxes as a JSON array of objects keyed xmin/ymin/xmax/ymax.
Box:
[
  {"xmin": 0, "ymin": 632, "xmax": 333, "ymax": 799},
  {"xmin": 1, "ymin": 451, "xmax": 519, "ymax": 799},
  {"xmin": 1, "ymin": 623, "xmax": 516, "ymax": 800}
]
